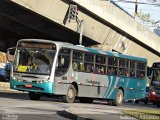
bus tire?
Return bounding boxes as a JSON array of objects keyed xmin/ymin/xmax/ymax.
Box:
[
  {"xmin": 135, "ymin": 100, "xmax": 139, "ymax": 104},
  {"xmin": 157, "ymin": 103, "xmax": 160, "ymax": 107},
  {"xmin": 63, "ymin": 84, "xmax": 76, "ymax": 103},
  {"xmin": 29, "ymin": 92, "xmax": 41, "ymax": 100},
  {"xmin": 112, "ymin": 89, "xmax": 123, "ymax": 106},
  {"xmin": 144, "ymin": 101, "xmax": 148, "ymax": 104},
  {"xmin": 79, "ymin": 97, "xmax": 94, "ymax": 103},
  {"xmin": 107, "ymin": 100, "xmax": 113, "ymax": 105},
  {"xmin": 153, "ymin": 102, "xmax": 156, "ymax": 105}
]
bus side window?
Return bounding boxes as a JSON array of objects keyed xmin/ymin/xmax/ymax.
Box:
[
  {"xmin": 119, "ymin": 59, "xmax": 129, "ymax": 77},
  {"xmin": 108, "ymin": 67, "xmax": 114, "ymax": 75},
  {"xmin": 79, "ymin": 62, "xmax": 83, "ymax": 72},
  {"xmin": 95, "ymin": 55, "xmax": 106, "ymax": 75},
  {"xmin": 130, "ymin": 69, "xmax": 135, "ymax": 77},
  {"xmin": 140, "ymin": 72, "xmax": 145, "ymax": 79},
  {"xmin": 95, "ymin": 65, "xmax": 101, "ymax": 74},
  {"xmin": 84, "ymin": 53, "xmax": 94, "ymax": 73},
  {"xmin": 56, "ymin": 49, "xmax": 70, "ymax": 76},
  {"xmin": 125, "ymin": 70, "xmax": 129, "ymax": 77},
  {"xmin": 85, "ymin": 64, "xmax": 93, "ymax": 73},
  {"xmin": 100, "ymin": 66, "xmax": 105, "ymax": 74},
  {"xmin": 136, "ymin": 62, "xmax": 146, "ymax": 79},
  {"xmin": 72, "ymin": 51, "xmax": 84, "ymax": 72},
  {"xmin": 108, "ymin": 57, "xmax": 118, "ymax": 75},
  {"xmin": 73, "ymin": 61, "xmax": 78, "ymax": 71},
  {"xmin": 130, "ymin": 61, "xmax": 136, "ymax": 77}
]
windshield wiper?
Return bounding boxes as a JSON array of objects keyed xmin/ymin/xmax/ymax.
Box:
[{"xmin": 21, "ymin": 75, "xmax": 39, "ymax": 78}]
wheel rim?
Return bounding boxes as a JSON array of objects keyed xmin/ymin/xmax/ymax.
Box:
[
  {"xmin": 67, "ymin": 89, "xmax": 74, "ymax": 99},
  {"xmin": 117, "ymin": 91, "xmax": 122, "ymax": 104}
]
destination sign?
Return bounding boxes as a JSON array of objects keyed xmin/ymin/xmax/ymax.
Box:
[{"xmin": 18, "ymin": 42, "xmax": 56, "ymax": 49}]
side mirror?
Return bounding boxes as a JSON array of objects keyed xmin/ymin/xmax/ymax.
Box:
[
  {"xmin": 6, "ymin": 47, "xmax": 15, "ymax": 62},
  {"xmin": 147, "ymin": 66, "xmax": 152, "ymax": 79}
]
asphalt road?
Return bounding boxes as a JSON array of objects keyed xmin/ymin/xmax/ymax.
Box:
[{"xmin": 0, "ymin": 90, "xmax": 159, "ymax": 120}]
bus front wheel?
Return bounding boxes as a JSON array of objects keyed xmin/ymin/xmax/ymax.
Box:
[
  {"xmin": 63, "ymin": 84, "xmax": 76, "ymax": 103},
  {"xmin": 29, "ymin": 92, "xmax": 41, "ymax": 100},
  {"xmin": 107, "ymin": 100, "xmax": 113, "ymax": 105},
  {"xmin": 112, "ymin": 89, "xmax": 123, "ymax": 106}
]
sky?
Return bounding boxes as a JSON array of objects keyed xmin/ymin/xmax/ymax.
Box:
[{"xmin": 111, "ymin": 0, "xmax": 160, "ymax": 30}]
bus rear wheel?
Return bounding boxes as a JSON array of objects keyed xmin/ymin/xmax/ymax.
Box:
[
  {"xmin": 29, "ymin": 92, "xmax": 41, "ymax": 100},
  {"xmin": 79, "ymin": 97, "xmax": 94, "ymax": 103},
  {"xmin": 157, "ymin": 103, "xmax": 160, "ymax": 107},
  {"xmin": 63, "ymin": 84, "xmax": 76, "ymax": 103},
  {"xmin": 112, "ymin": 89, "xmax": 123, "ymax": 106},
  {"xmin": 107, "ymin": 100, "xmax": 113, "ymax": 105},
  {"xmin": 135, "ymin": 100, "xmax": 139, "ymax": 104}
]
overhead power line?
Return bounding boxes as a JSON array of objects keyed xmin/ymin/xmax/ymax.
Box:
[{"xmin": 112, "ymin": 0, "xmax": 160, "ymax": 6}]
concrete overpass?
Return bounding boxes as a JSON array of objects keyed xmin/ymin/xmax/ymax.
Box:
[
  {"xmin": 0, "ymin": 0, "xmax": 160, "ymax": 66},
  {"xmin": 0, "ymin": 0, "xmax": 98, "ymax": 49}
]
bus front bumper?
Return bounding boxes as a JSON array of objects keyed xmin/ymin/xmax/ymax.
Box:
[{"xmin": 10, "ymin": 79, "xmax": 54, "ymax": 94}]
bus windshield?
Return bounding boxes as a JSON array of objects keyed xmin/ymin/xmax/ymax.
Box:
[
  {"xmin": 13, "ymin": 44, "xmax": 56, "ymax": 75},
  {"xmin": 151, "ymin": 68, "xmax": 160, "ymax": 85}
]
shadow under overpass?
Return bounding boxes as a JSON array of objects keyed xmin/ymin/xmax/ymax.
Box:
[{"xmin": 0, "ymin": 0, "xmax": 98, "ymax": 52}]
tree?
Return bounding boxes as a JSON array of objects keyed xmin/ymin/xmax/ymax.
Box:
[{"xmin": 136, "ymin": 9, "xmax": 155, "ymax": 28}]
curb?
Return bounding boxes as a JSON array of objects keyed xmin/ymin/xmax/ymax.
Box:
[{"xmin": 0, "ymin": 82, "xmax": 10, "ymax": 90}]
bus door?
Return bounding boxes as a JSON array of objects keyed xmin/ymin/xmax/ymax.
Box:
[
  {"xmin": 133, "ymin": 62, "xmax": 146, "ymax": 99},
  {"xmin": 54, "ymin": 48, "xmax": 71, "ymax": 94},
  {"xmin": 127, "ymin": 61, "xmax": 136, "ymax": 99}
]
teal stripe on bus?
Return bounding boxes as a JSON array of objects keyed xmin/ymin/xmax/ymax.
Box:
[{"xmin": 104, "ymin": 76, "xmax": 117, "ymax": 98}]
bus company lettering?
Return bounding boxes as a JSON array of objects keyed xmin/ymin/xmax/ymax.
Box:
[{"xmin": 86, "ymin": 79, "xmax": 100, "ymax": 85}]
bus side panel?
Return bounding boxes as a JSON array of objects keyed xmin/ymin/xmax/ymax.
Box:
[
  {"xmin": 54, "ymin": 72, "xmax": 100, "ymax": 97},
  {"xmin": 102, "ymin": 76, "xmax": 128, "ymax": 100},
  {"xmin": 124, "ymin": 78, "xmax": 134, "ymax": 100},
  {"xmin": 77, "ymin": 73, "xmax": 111, "ymax": 98},
  {"xmin": 136, "ymin": 78, "xmax": 146, "ymax": 99},
  {"xmin": 124, "ymin": 78, "xmax": 146, "ymax": 100},
  {"xmin": 102, "ymin": 76, "xmax": 118, "ymax": 99},
  {"xmin": 53, "ymin": 82, "xmax": 70, "ymax": 95},
  {"xmin": 78, "ymin": 85, "xmax": 99, "ymax": 97}
]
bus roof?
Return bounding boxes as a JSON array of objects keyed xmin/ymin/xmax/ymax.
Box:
[{"xmin": 18, "ymin": 39, "xmax": 147, "ymax": 62}]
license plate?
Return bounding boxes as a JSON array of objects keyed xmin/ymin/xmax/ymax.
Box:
[{"xmin": 25, "ymin": 84, "xmax": 32, "ymax": 88}]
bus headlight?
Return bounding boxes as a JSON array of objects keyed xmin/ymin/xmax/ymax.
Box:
[
  {"xmin": 11, "ymin": 76, "xmax": 16, "ymax": 80},
  {"xmin": 152, "ymin": 91, "xmax": 156, "ymax": 95}
]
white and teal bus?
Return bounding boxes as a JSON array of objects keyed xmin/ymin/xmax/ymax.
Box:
[{"xmin": 10, "ymin": 39, "xmax": 147, "ymax": 106}]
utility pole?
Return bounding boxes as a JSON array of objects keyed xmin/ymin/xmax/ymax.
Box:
[
  {"xmin": 79, "ymin": 20, "xmax": 84, "ymax": 45},
  {"xmin": 134, "ymin": 0, "xmax": 138, "ymax": 18}
]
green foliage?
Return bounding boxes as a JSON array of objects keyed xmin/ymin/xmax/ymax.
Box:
[
  {"xmin": 123, "ymin": 109, "xmax": 160, "ymax": 120},
  {"xmin": 136, "ymin": 9, "xmax": 155, "ymax": 26}
]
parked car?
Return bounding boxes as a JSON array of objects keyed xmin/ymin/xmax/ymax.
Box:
[
  {"xmin": 0, "ymin": 62, "xmax": 11, "ymax": 82},
  {"xmin": 4, "ymin": 62, "xmax": 12, "ymax": 81},
  {"xmin": 0, "ymin": 68, "xmax": 7, "ymax": 82}
]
